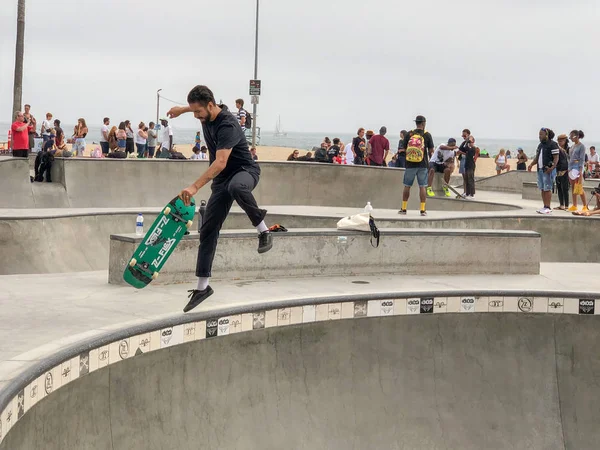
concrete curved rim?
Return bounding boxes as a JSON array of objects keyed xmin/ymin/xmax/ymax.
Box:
[
  {"xmin": 1, "ymin": 290, "xmax": 600, "ymax": 448},
  {"xmin": 3, "ymin": 295, "xmax": 600, "ymax": 449}
]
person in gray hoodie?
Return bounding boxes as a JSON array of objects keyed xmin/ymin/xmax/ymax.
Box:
[{"xmin": 567, "ymin": 130, "xmax": 588, "ymax": 212}]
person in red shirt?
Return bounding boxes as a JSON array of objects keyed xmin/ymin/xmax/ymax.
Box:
[
  {"xmin": 11, "ymin": 111, "xmax": 31, "ymax": 158},
  {"xmin": 367, "ymin": 126, "xmax": 390, "ymax": 166}
]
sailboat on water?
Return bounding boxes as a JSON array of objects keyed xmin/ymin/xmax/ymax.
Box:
[{"xmin": 273, "ymin": 115, "xmax": 287, "ymax": 137}]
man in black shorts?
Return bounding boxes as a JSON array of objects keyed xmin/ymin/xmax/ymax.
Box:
[{"xmin": 167, "ymin": 85, "xmax": 273, "ymax": 313}]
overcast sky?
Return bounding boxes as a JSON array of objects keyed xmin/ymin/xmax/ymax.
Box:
[{"xmin": 1, "ymin": 0, "xmax": 599, "ymax": 139}]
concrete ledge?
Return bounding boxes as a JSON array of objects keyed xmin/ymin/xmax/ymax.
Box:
[
  {"xmin": 474, "ymin": 170, "xmax": 537, "ymax": 193},
  {"xmin": 522, "ymin": 181, "xmax": 597, "ymax": 201},
  {"xmin": 108, "ymin": 228, "xmax": 541, "ymax": 285}
]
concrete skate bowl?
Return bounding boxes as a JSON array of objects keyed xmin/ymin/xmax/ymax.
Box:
[
  {"xmin": 2, "ymin": 293, "xmax": 600, "ymax": 450},
  {"xmin": 1, "ymin": 158, "xmax": 517, "ymax": 211}
]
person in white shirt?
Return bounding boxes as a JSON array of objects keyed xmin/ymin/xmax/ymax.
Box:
[
  {"xmin": 588, "ymin": 146, "xmax": 599, "ymax": 178},
  {"xmin": 135, "ymin": 122, "xmax": 148, "ymax": 158},
  {"xmin": 344, "ymin": 142, "xmax": 354, "ymax": 165},
  {"xmin": 158, "ymin": 117, "xmax": 173, "ymax": 158},
  {"xmin": 40, "ymin": 112, "xmax": 54, "ymax": 144},
  {"xmin": 427, "ymin": 138, "xmax": 458, "ymax": 197},
  {"xmin": 99, "ymin": 117, "xmax": 110, "ymax": 155}
]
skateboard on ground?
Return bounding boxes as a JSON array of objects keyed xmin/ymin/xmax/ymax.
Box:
[
  {"xmin": 123, "ymin": 196, "xmax": 196, "ymax": 289},
  {"xmin": 444, "ymin": 184, "xmax": 465, "ymax": 199}
]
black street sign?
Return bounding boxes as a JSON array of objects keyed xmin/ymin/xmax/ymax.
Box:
[{"xmin": 249, "ymin": 80, "xmax": 261, "ymax": 96}]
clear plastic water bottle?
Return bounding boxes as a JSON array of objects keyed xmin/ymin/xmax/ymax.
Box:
[
  {"xmin": 136, "ymin": 213, "xmax": 144, "ymax": 236},
  {"xmin": 364, "ymin": 202, "xmax": 373, "ymax": 213}
]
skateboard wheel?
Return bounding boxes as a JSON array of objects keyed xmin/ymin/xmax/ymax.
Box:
[
  {"xmin": 129, "ymin": 258, "xmax": 137, "ymax": 267},
  {"xmin": 186, "ymin": 220, "xmax": 193, "ymax": 229},
  {"xmin": 152, "ymin": 272, "xmax": 159, "ymax": 280},
  {"xmin": 163, "ymin": 207, "xmax": 171, "ymax": 216}
]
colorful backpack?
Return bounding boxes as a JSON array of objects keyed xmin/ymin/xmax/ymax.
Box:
[{"xmin": 406, "ymin": 130, "xmax": 426, "ymax": 163}]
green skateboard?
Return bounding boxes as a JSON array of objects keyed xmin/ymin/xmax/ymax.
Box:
[{"xmin": 123, "ymin": 196, "xmax": 196, "ymax": 289}]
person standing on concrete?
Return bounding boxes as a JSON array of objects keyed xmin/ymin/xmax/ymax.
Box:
[
  {"xmin": 368, "ymin": 127, "xmax": 390, "ymax": 167},
  {"xmin": 146, "ymin": 122, "xmax": 158, "ymax": 158},
  {"xmin": 99, "ymin": 117, "xmax": 110, "ymax": 156},
  {"xmin": 158, "ymin": 118, "xmax": 173, "ymax": 158},
  {"xmin": 352, "ymin": 128, "xmax": 366, "ymax": 165},
  {"xmin": 528, "ymin": 128, "xmax": 559, "ymax": 214},
  {"xmin": 399, "ymin": 115, "xmax": 434, "ymax": 216},
  {"xmin": 10, "ymin": 111, "xmax": 30, "ymax": 158},
  {"xmin": 567, "ymin": 130, "xmax": 588, "ymax": 212},
  {"xmin": 167, "ymin": 84, "xmax": 273, "ymax": 313},
  {"xmin": 396, "ymin": 130, "xmax": 407, "ymax": 168},
  {"xmin": 464, "ymin": 136, "xmax": 477, "ymax": 199},
  {"xmin": 554, "ymin": 134, "xmax": 570, "ymax": 210},
  {"xmin": 456, "ymin": 129, "xmax": 471, "ymax": 195},
  {"xmin": 23, "ymin": 104, "xmax": 37, "ymax": 151}
]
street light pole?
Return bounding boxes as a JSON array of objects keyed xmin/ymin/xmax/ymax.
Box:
[
  {"xmin": 251, "ymin": 0, "xmax": 259, "ymax": 148},
  {"xmin": 12, "ymin": 0, "xmax": 26, "ymax": 118},
  {"xmin": 156, "ymin": 89, "xmax": 162, "ymax": 126}
]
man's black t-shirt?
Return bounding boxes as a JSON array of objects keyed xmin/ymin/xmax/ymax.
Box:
[
  {"xmin": 327, "ymin": 145, "xmax": 340, "ymax": 163},
  {"xmin": 464, "ymin": 145, "xmax": 476, "ymax": 170},
  {"xmin": 402, "ymin": 129, "xmax": 434, "ymax": 169},
  {"xmin": 352, "ymin": 136, "xmax": 365, "ymax": 158},
  {"xmin": 201, "ymin": 106, "xmax": 257, "ymax": 180},
  {"xmin": 458, "ymin": 140, "xmax": 469, "ymax": 161}
]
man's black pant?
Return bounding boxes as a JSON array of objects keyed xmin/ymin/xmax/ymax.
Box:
[
  {"xmin": 556, "ymin": 171, "xmax": 570, "ymax": 207},
  {"xmin": 12, "ymin": 149, "xmax": 28, "ymax": 158},
  {"xmin": 196, "ymin": 167, "xmax": 267, "ymax": 278},
  {"xmin": 465, "ymin": 168, "xmax": 476, "ymax": 196}
]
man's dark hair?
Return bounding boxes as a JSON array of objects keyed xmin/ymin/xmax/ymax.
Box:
[
  {"xmin": 54, "ymin": 119, "xmax": 61, "ymax": 126},
  {"xmin": 380, "ymin": 126, "xmax": 387, "ymax": 135},
  {"xmin": 187, "ymin": 85, "xmax": 216, "ymax": 107},
  {"xmin": 103, "ymin": 117, "xmax": 110, "ymax": 124},
  {"xmin": 463, "ymin": 129, "xmax": 471, "ymax": 135},
  {"xmin": 24, "ymin": 104, "xmax": 30, "ymax": 108},
  {"xmin": 149, "ymin": 122, "xmax": 155, "ymax": 127},
  {"xmin": 590, "ymin": 146, "xmax": 595, "ymax": 150},
  {"xmin": 333, "ymin": 138, "xmax": 340, "ymax": 145},
  {"xmin": 236, "ymin": 98, "xmax": 244, "ymax": 107}
]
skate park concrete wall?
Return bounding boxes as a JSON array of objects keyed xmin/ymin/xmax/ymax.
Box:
[
  {"xmin": 4, "ymin": 304, "xmax": 600, "ymax": 450},
  {"xmin": 0, "ymin": 158, "xmax": 517, "ymax": 211},
  {"xmin": 0, "ymin": 209, "xmax": 597, "ymax": 275},
  {"xmin": 108, "ymin": 228, "xmax": 540, "ymax": 285},
  {"xmin": 472, "ymin": 170, "xmax": 537, "ymax": 193}
]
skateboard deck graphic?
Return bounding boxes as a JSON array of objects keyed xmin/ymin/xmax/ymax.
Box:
[{"xmin": 123, "ymin": 196, "xmax": 196, "ymax": 289}]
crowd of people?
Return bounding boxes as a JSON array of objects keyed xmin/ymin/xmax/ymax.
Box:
[{"xmin": 9, "ymin": 104, "xmax": 600, "ymax": 217}]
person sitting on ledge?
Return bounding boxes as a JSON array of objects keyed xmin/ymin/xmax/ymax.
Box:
[
  {"xmin": 573, "ymin": 185, "xmax": 600, "ymax": 216},
  {"xmin": 296, "ymin": 151, "xmax": 313, "ymax": 161},
  {"xmin": 495, "ymin": 148, "xmax": 511, "ymax": 174},
  {"xmin": 287, "ymin": 149, "xmax": 300, "ymax": 161}
]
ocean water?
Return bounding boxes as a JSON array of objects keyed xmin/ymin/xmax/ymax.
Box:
[{"xmin": 0, "ymin": 121, "xmax": 541, "ymax": 158}]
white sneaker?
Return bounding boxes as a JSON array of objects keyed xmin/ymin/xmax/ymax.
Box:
[{"xmin": 537, "ymin": 207, "xmax": 552, "ymax": 214}]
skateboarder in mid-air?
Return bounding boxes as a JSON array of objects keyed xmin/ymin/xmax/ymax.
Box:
[{"xmin": 167, "ymin": 85, "xmax": 273, "ymax": 313}]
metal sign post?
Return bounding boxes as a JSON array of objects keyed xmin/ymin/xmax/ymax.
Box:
[{"xmin": 251, "ymin": 0, "xmax": 260, "ymax": 148}]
